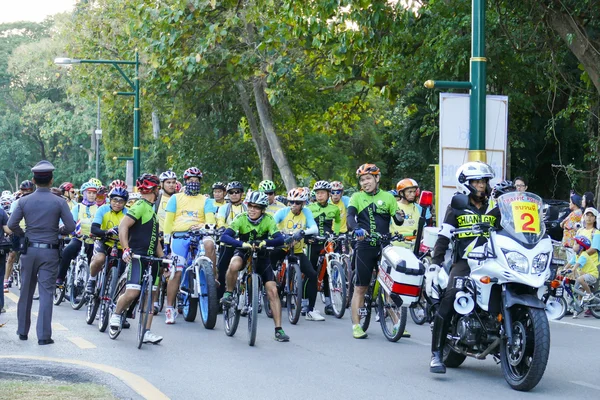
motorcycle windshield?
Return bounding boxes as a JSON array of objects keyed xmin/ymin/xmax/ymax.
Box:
[{"xmin": 497, "ymin": 192, "xmax": 546, "ymax": 245}]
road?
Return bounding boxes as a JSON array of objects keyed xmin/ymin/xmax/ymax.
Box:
[{"xmin": 1, "ymin": 288, "xmax": 599, "ymax": 400}]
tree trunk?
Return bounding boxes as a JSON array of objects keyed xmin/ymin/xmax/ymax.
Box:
[
  {"xmin": 235, "ymin": 80, "xmax": 273, "ymax": 180},
  {"xmin": 542, "ymin": 6, "xmax": 600, "ymax": 94},
  {"xmin": 252, "ymin": 76, "xmax": 297, "ymax": 190}
]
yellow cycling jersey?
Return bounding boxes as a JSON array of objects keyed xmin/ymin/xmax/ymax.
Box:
[
  {"xmin": 93, "ymin": 204, "xmax": 127, "ymax": 249},
  {"xmin": 217, "ymin": 203, "xmax": 246, "ymax": 228},
  {"xmin": 390, "ymin": 201, "xmax": 421, "ymax": 237},
  {"xmin": 576, "ymin": 228, "xmax": 599, "ymax": 278},
  {"xmin": 274, "ymin": 207, "xmax": 318, "ymax": 253},
  {"xmin": 265, "ymin": 200, "xmax": 286, "ymax": 217},
  {"xmin": 330, "ymin": 197, "xmax": 349, "ymax": 233},
  {"xmin": 164, "ymin": 193, "xmax": 216, "ymax": 234},
  {"xmin": 156, "ymin": 192, "xmax": 171, "ymax": 233},
  {"xmin": 72, "ymin": 203, "xmax": 98, "ymax": 240}
]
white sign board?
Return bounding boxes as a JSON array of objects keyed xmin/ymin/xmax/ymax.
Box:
[{"xmin": 438, "ymin": 93, "xmax": 508, "ymax": 224}]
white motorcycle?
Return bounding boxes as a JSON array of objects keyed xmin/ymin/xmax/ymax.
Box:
[{"xmin": 439, "ymin": 192, "xmax": 551, "ymax": 392}]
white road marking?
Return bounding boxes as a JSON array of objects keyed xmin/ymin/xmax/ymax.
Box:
[
  {"xmin": 550, "ymin": 320, "xmax": 600, "ymax": 330},
  {"xmin": 5, "ymin": 292, "xmax": 19, "ymax": 303},
  {"xmin": 67, "ymin": 337, "xmax": 96, "ymax": 349},
  {"xmin": 571, "ymin": 381, "xmax": 600, "ymax": 391}
]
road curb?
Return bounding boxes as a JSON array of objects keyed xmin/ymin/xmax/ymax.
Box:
[{"xmin": 0, "ymin": 355, "xmax": 169, "ymax": 400}]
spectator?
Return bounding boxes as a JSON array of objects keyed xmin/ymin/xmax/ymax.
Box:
[
  {"xmin": 514, "ymin": 177, "xmax": 528, "ymax": 192},
  {"xmin": 582, "ymin": 192, "xmax": 595, "ymax": 209},
  {"xmin": 560, "ymin": 193, "xmax": 583, "ymax": 248}
]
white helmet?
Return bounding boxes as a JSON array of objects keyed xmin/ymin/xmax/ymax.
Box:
[
  {"xmin": 455, "ymin": 161, "xmax": 495, "ymax": 199},
  {"xmin": 2, "ymin": 190, "xmax": 11, "ymax": 197},
  {"xmin": 287, "ymin": 187, "xmax": 309, "ymax": 202},
  {"xmin": 159, "ymin": 170, "xmax": 177, "ymax": 182}
]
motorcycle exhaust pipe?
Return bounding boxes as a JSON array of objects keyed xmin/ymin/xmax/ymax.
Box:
[{"xmin": 454, "ymin": 291, "xmax": 475, "ymax": 315}]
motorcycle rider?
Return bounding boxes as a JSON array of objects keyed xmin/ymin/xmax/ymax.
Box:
[{"xmin": 426, "ymin": 161, "xmax": 497, "ymax": 374}]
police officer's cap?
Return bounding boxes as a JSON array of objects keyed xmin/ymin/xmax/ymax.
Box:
[{"xmin": 31, "ymin": 160, "xmax": 55, "ymax": 179}]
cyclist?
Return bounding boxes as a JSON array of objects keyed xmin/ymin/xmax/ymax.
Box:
[
  {"xmin": 209, "ymin": 182, "xmax": 227, "ymax": 214},
  {"xmin": 216, "ymin": 181, "xmax": 247, "ymax": 298},
  {"xmin": 307, "ymin": 180, "xmax": 341, "ymax": 316},
  {"xmin": 56, "ymin": 182, "xmax": 99, "ymax": 287},
  {"xmin": 109, "ymin": 180, "xmax": 128, "ymax": 191},
  {"xmin": 425, "ymin": 161, "xmax": 496, "ymax": 373},
  {"xmin": 329, "ymin": 181, "xmax": 350, "ymax": 233},
  {"xmin": 86, "ymin": 187, "xmax": 129, "ymax": 294},
  {"xmin": 96, "ymin": 185, "xmax": 107, "ymax": 207},
  {"xmin": 155, "ymin": 171, "xmax": 178, "ymax": 234},
  {"xmin": 258, "ymin": 180, "xmax": 285, "ymax": 216},
  {"xmin": 272, "ymin": 188, "xmax": 321, "ymax": 320},
  {"xmin": 163, "ymin": 167, "xmax": 216, "ymax": 324},
  {"xmin": 347, "ymin": 163, "xmax": 405, "ymax": 339},
  {"xmin": 59, "ymin": 182, "xmax": 77, "ymax": 209},
  {"xmin": 109, "ymin": 174, "xmax": 164, "ymax": 344},
  {"xmin": 220, "ymin": 191, "xmax": 289, "ymax": 341},
  {"xmin": 390, "ymin": 178, "xmax": 432, "ymax": 245}
]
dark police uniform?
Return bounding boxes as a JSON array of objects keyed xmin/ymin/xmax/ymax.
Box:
[{"xmin": 7, "ymin": 160, "xmax": 75, "ymax": 343}]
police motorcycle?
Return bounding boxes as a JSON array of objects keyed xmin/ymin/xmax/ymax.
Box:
[{"xmin": 439, "ymin": 191, "xmax": 551, "ymax": 392}]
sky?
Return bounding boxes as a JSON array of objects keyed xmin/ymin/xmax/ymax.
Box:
[{"xmin": 0, "ymin": 0, "xmax": 75, "ymax": 23}]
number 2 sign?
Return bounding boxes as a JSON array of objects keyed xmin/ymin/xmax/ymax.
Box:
[{"xmin": 511, "ymin": 201, "xmax": 540, "ymax": 234}]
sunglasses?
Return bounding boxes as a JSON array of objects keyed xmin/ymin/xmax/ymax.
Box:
[
  {"xmin": 265, "ymin": 192, "xmax": 275, "ymax": 195},
  {"xmin": 229, "ymin": 191, "xmax": 242, "ymax": 195},
  {"xmin": 331, "ymin": 190, "xmax": 342, "ymax": 195},
  {"xmin": 290, "ymin": 201, "xmax": 304, "ymax": 205}
]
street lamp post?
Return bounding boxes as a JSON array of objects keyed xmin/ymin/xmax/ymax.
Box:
[
  {"xmin": 55, "ymin": 52, "xmax": 141, "ymax": 179},
  {"xmin": 95, "ymin": 95, "xmax": 102, "ymax": 179}
]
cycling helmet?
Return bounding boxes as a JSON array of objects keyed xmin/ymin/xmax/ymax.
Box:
[
  {"xmin": 136, "ymin": 174, "xmax": 160, "ymax": 193},
  {"xmin": 88, "ymin": 178, "xmax": 102, "ymax": 187},
  {"xmin": 20, "ymin": 180, "xmax": 35, "ymax": 191},
  {"xmin": 313, "ymin": 180, "xmax": 331, "ymax": 192},
  {"xmin": 175, "ymin": 181, "xmax": 182, "ymax": 192},
  {"xmin": 455, "ymin": 161, "xmax": 495, "ymax": 199},
  {"xmin": 159, "ymin": 170, "xmax": 177, "ymax": 182},
  {"xmin": 212, "ymin": 181, "xmax": 226, "ymax": 191},
  {"xmin": 356, "ymin": 163, "xmax": 380, "ymax": 178},
  {"xmin": 109, "ymin": 187, "xmax": 129, "ymax": 202},
  {"xmin": 389, "ymin": 189, "xmax": 398, "ymax": 197},
  {"xmin": 246, "ymin": 191, "xmax": 269, "ymax": 208},
  {"xmin": 258, "ymin": 180, "xmax": 276, "ymax": 193},
  {"xmin": 396, "ymin": 178, "xmax": 419, "ymax": 192},
  {"xmin": 330, "ymin": 181, "xmax": 344, "ymax": 191},
  {"xmin": 110, "ymin": 179, "xmax": 128, "ymax": 190},
  {"xmin": 183, "ymin": 167, "xmax": 203, "ymax": 181},
  {"xmin": 59, "ymin": 182, "xmax": 74, "ymax": 193},
  {"xmin": 574, "ymin": 235, "xmax": 591, "ymax": 251},
  {"xmin": 80, "ymin": 182, "xmax": 98, "ymax": 192},
  {"xmin": 226, "ymin": 181, "xmax": 243, "ymax": 193},
  {"xmin": 97, "ymin": 185, "xmax": 107, "ymax": 195},
  {"xmin": 310, "ymin": 190, "xmax": 316, "ymax": 201},
  {"xmin": 493, "ymin": 180, "xmax": 516, "ymax": 199},
  {"xmin": 288, "ymin": 187, "xmax": 309, "ymax": 202},
  {"xmin": 276, "ymin": 195, "xmax": 287, "ymax": 204}
]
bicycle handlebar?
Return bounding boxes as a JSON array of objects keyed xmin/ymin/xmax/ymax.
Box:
[{"xmin": 132, "ymin": 254, "xmax": 173, "ymax": 264}]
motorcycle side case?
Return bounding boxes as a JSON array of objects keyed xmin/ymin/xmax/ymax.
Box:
[{"xmin": 378, "ymin": 245, "xmax": 425, "ymax": 306}]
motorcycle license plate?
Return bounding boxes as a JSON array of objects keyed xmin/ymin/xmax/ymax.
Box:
[{"xmin": 554, "ymin": 287, "xmax": 564, "ymax": 297}]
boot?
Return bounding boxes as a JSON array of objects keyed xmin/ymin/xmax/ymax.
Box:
[{"xmin": 430, "ymin": 314, "xmax": 447, "ymax": 374}]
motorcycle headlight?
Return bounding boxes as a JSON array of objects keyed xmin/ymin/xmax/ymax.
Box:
[
  {"xmin": 503, "ymin": 250, "xmax": 529, "ymax": 274},
  {"xmin": 532, "ymin": 253, "xmax": 550, "ymax": 274}
]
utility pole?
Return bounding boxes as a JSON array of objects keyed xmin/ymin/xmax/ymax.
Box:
[{"xmin": 95, "ymin": 95, "xmax": 102, "ymax": 179}]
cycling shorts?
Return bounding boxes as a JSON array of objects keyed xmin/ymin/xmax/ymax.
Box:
[
  {"xmin": 126, "ymin": 257, "xmax": 161, "ymax": 291},
  {"xmin": 233, "ymin": 249, "xmax": 275, "ymax": 283},
  {"xmin": 171, "ymin": 235, "xmax": 215, "ymax": 272},
  {"xmin": 353, "ymin": 242, "xmax": 384, "ymax": 287}
]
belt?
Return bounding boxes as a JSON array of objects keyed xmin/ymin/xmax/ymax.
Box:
[{"xmin": 28, "ymin": 242, "xmax": 59, "ymax": 250}]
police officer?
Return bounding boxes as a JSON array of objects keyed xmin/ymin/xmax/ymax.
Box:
[
  {"xmin": 8, "ymin": 160, "xmax": 76, "ymax": 344},
  {"xmin": 425, "ymin": 161, "xmax": 496, "ymax": 373}
]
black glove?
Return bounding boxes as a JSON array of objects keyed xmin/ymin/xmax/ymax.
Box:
[{"xmin": 292, "ymin": 230, "xmax": 305, "ymax": 242}]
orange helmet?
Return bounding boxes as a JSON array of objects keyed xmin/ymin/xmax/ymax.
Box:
[
  {"xmin": 396, "ymin": 178, "xmax": 418, "ymax": 192},
  {"xmin": 356, "ymin": 163, "xmax": 380, "ymax": 178}
]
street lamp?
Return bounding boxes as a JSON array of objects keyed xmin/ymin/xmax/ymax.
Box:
[{"xmin": 54, "ymin": 52, "xmax": 141, "ymax": 180}]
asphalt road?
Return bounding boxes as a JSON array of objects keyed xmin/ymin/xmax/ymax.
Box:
[{"xmin": 1, "ymin": 288, "xmax": 599, "ymax": 400}]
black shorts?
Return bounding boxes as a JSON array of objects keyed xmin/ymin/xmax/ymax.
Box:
[
  {"xmin": 353, "ymin": 242, "xmax": 383, "ymax": 287},
  {"xmin": 126, "ymin": 258, "xmax": 161, "ymax": 290},
  {"xmin": 233, "ymin": 249, "xmax": 275, "ymax": 283},
  {"xmin": 11, "ymin": 235, "xmax": 20, "ymax": 252}
]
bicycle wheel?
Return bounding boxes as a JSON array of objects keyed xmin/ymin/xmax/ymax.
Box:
[
  {"xmin": 71, "ymin": 261, "xmax": 89, "ymax": 310},
  {"xmin": 248, "ymin": 273, "xmax": 260, "ymax": 346},
  {"xmin": 99, "ymin": 267, "xmax": 119, "ymax": 332},
  {"xmin": 109, "ymin": 273, "xmax": 128, "ymax": 340},
  {"xmin": 224, "ymin": 288, "xmax": 241, "ymax": 337},
  {"xmin": 410, "ymin": 285, "xmax": 428, "ymax": 325},
  {"xmin": 359, "ymin": 284, "xmax": 374, "ymax": 332},
  {"xmin": 378, "ymin": 290, "xmax": 408, "ymax": 342},
  {"xmin": 12, "ymin": 262, "xmax": 21, "ymax": 289},
  {"xmin": 137, "ymin": 279, "xmax": 151, "ymax": 349},
  {"xmin": 589, "ymin": 290, "xmax": 600, "ymax": 319},
  {"xmin": 286, "ymin": 262, "xmax": 303, "ymax": 324},
  {"xmin": 345, "ymin": 257, "xmax": 354, "ymax": 309},
  {"xmin": 182, "ymin": 269, "xmax": 198, "ymax": 322},
  {"xmin": 53, "ymin": 270, "xmax": 67, "ymax": 306},
  {"xmin": 329, "ymin": 260, "xmax": 347, "ymax": 319},
  {"xmin": 86, "ymin": 293, "xmax": 100, "ymax": 325},
  {"xmin": 155, "ymin": 279, "xmax": 166, "ymax": 315},
  {"xmin": 198, "ymin": 260, "xmax": 218, "ymax": 329}
]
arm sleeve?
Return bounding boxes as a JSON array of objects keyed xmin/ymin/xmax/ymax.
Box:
[
  {"xmin": 59, "ymin": 200, "xmax": 76, "ymax": 234},
  {"xmin": 93, "ymin": 206, "xmax": 106, "ymax": 225},
  {"xmin": 216, "ymin": 205, "xmax": 227, "ymax": 228},
  {"xmin": 303, "ymin": 208, "xmax": 318, "ymax": 236},
  {"xmin": 219, "ymin": 228, "xmax": 244, "ymax": 248},
  {"xmin": 347, "ymin": 206, "xmax": 358, "ymax": 231},
  {"xmin": 91, "ymin": 222, "xmax": 105, "ymax": 237},
  {"xmin": 266, "ymin": 231, "xmax": 284, "ymax": 247},
  {"xmin": 7, "ymin": 202, "xmax": 24, "ymax": 235},
  {"xmin": 591, "ymin": 233, "xmax": 600, "ymax": 251},
  {"xmin": 71, "ymin": 204, "xmax": 79, "ymax": 222}
]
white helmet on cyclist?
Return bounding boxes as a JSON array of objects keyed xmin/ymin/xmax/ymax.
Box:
[{"xmin": 287, "ymin": 187, "xmax": 309, "ymax": 202}]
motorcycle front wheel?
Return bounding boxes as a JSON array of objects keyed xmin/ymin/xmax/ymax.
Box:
[{"xmin": 500, "ymin": 306, "xmax": 550, "ymax": 392}]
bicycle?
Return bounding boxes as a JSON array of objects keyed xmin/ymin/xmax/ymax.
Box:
[
  {"xmin": 97, "ymin": 240, "xmax": 122, "ymax": 332},
  {"xmin": 173, "ymin": 226, "xmax": 219, "ymax": 329},
  {"xmin": 53, "ymin": 238, "xmax": 71, "ymax": 306},
  {"xmin": 11, "ymin": 254, "xmax": 21, "ymax": 290},
  {"xmin": 553, "ymin": 269, "xmax": 600, "ymax": 319},
  {"xmin": 311, "ymin": 234, "xmax": 348, "ymax": 319},
  {"xmin": 68, "ymin": 235, "xmax": 91, "ymax": 310},
  {"xmin": 223, "ymin": 242, "xmax": 278, "ymax": 346},
  {"xmin": 266, "ymin": 241, "xmax": 303, "ymax": 324}
]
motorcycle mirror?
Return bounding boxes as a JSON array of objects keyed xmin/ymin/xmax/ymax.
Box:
[
  {"xmin": 418, "ymin": 190, "xmax": 433, "ymax": 207},
  {"xmin": 451, "ymin": 193, "xmax": 469, "ymax": 210}
]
